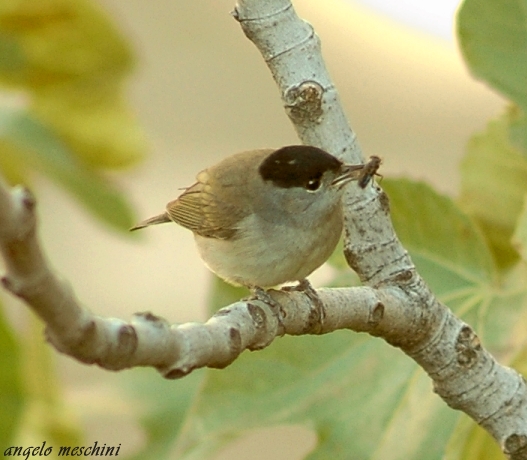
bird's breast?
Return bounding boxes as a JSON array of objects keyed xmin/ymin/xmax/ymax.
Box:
[{"xmin": 193, "ymin": 210, "xmax": 343, "ymax": 287}]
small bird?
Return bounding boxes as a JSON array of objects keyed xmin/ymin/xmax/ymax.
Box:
[{"xmin": 131, "ymin": 145, "xmax": 371, "ymax": 290}]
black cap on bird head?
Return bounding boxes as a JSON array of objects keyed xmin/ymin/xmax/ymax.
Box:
[{"xmin": 258, "ymin": 145, "xmax": 342, "ymax": 189}]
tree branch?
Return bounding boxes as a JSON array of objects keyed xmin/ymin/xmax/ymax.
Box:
[
  {"xmin": 232, "ymin": 0, "xmax": 527, "ymax": 457},
  {"xmin": 0, "ymin": 179, "xmax": 396, "ymax": 376},
  {"xmin": 0, "ymin": 1, "xmax": 526, "ymax": 458}
]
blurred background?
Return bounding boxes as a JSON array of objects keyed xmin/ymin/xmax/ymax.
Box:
[{"xmin": 1, "ymin": 0, "xmax": 506, "ymax": 458}]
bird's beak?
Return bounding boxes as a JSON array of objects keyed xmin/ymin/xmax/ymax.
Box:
[{"xmin": 331, "ymin": 163, "xmax": 364, "ymax": 188}]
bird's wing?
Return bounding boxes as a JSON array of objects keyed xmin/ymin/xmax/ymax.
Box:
[{"xmin": 166, "ymin": 179, "xmax": 248, "ymax": 240}]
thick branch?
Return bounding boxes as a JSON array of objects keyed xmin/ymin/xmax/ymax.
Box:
[
  {"xmin": 0, "ymin": 178, "xmax": 398, "ymax": 377},
  {"xmin": 233, "ymin": 0, "xmax": 527, "ymax": 457}
]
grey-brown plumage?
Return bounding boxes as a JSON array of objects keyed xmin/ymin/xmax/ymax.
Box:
[{"xmin": 131, "ymin": 146, "xmax": 368, "ymax": 288}]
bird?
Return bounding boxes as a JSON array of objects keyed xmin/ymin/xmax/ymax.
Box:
[{"xmin": 131, "ymin": 145, "xmax": 371, "ymax": 291}]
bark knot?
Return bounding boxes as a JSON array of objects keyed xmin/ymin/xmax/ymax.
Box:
[
  {"xmin": 455, "ymin": 325, "xmax": 481, "ymax": 367},
  {"xmin": 284, "ymin": 81, "xmax": 324, "ymax": 123},
  {"xmin": 504, "ymin": 434, "xmax": 527, "ymax": 456}
]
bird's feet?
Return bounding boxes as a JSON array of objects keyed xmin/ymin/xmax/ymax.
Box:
[
  {"xmin": 281, "ymin": 279, "xmax": 325, "ymax": 331},
  {"xmin": 246, "ymin": 286, "xmax": 277, "ymax": 307},
  {"xmin": 243, "ymin": 286, "xmax": 286, "ymax": 331}
]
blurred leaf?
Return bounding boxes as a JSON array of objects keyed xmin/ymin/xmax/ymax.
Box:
[
  {"xmin": 175, "ymin": 331, "xmax": 459, "ymax": 460},
  {"xmin": 508, "ymin": 104, "xmax": 527, "ymax": 155},
  {"xmin": 459, "ymin": 112, "xmax": 527, "ymax": 269},
  {"xmin": 118, "ymin": 369, "xmax": 204, "ymax": 460},
  {"xmin": 164, "ymin": 179, "xmax": 525, "ymax": 459},
  {"xmin": 327, "ymin": 237, "xmax": 346, "ymax": 271},
  {"xmin": 512, "ymin": 193, "xmax": 527, "ymax": 262},
  {"xmin": 452, "ymin": 285, "xmax": 527, "ymax": 459},
  {"xmin": 0, "ymin": 104, "xmax": 136, "ymax": 231},
  {"xmin": 444, "ymin": 415, "xmax": 504, "ymax": 460},
  {"xmin": 387, "ymin": 179, "xmax": 527, "ymax": 357},
  {"xmin": 0, "ymin": 301, "xmax": 25, "ymax": 448},
  {"xmin": 33, "ymin": 82, "xmax": 145, "ymax": 169},
  {"xmin": 14, "ymin": 316, "xmax": 83, "ymax": 447},
  {"xmin": 207, "ymin": 276, "xmax": 248, "ymax": 314},
  {"xmin": 0, "ymin": 0, "xmax": 133, "ymax": 87},
  {"xmin": 0, "ymin": 0, "xmax": 146, "ymax": 226},
  {"xmin": 0, "ymin": 138, "xmax": 29, "ymax": 183},
  {"xmin": 114, "ymin": 279, "xmax": 233, "ymax": 460},
  {"xmin": 449, "ymin": 302, "xmax": 527, "ymax": 458},
  {"xmin": 457, "ymin": 0, "xmax": 527, "ymax": 154},
  {"xmin": 383, "ymin": 179, "xmax": 496, "ymax": 289},
  {"xmin": 457, "ymin": 0, "xmax": 527, "ymax": 111},
  {"xmin": 325, "ymin": 237, "xmax": 361, "ymax": 288}
]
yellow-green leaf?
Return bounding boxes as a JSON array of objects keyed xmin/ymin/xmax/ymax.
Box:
[
  {"xmin": 0, "ymin": 104, "xmax": 136, "ymax": 231},
  {"xmin": 0, "ymin": 302, "xmax": 24, "ymax": 447},
  {"xmin": 33, "ymin": 82, "xmax": 146, "ymax": 169},
  {"xmin": 508, "ymin": 105, "xmax": 527, "ymax": 155},
  {"xmin": 15, "ymin": 317, "xmax": 82, "ymax": 448},
  {"xmin": 0, "ymin": 0, "xmax": 133, "ymax": 87},
  {"xmin": 445, "ymin": 415, "xmax": 503, "ymax": 460},
  {"xmin": 512, "ymin": 193, "xmax": 527, "ymax": 262},
  {"xmin": 0, "ymin": 0, "xmax": 145, "ymax": 172},
  {"xmin": 459, "ymin": 112, "xmax": 527, "ymax": 268}
]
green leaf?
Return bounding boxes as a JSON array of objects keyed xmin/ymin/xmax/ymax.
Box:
[
  {"xmin": 386, "ymin": 179, "xmax": 526, "ymax": 356},
  {"xmin": 508, "ymin": 105, "xmax": 527, "ymax": 155},
  {"xmin": 457, "ymin": 0, "xmax": 527, "ymax": 154},
  {"xmin": 457, "ymin": 0, "xmax": 527, "ymax": 111},
  {"xmin": 0, "ymin": 301, "xmax": 25, "ymax": 447},
  {"xmin": 0, "ymin": 105, "xmax": 136, "ymax": 231},
  {"xmin": 172, "ymin": 290, "xmax": 461, "ymax": 459},
  {"xmin": 377, "ymin": 179, "xmax": 527, "ymax": 458},
  {"xmin": 327, "ymin": 237, "xmax": 347, "ymax": 271},
  {"xmin": 458, "ymin": 113, "xmax": 527, "ymax": 268},
  {"xmin": 382, "ymin": 179, "xmax": 496, "ymax": 290},
  {"xmin": 118, "ymin": 369, "xmax": 204, "ymax": 460},
  {"xmin": 124, "ymin": 179, "xmax": 527, "ymax": 459},
  {"xmin": 207, "ymin": 276, "xmax": 248, "ymax": 315}
]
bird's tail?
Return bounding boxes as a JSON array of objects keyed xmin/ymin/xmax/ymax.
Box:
[{"xmin": 130, "ymin": 213, "xmax": 171, "ymax": 231}]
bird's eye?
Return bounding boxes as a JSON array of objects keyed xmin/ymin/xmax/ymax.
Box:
[{"xmin": 306, "ymin": 176, "xmax": 321, "ymax": 191}]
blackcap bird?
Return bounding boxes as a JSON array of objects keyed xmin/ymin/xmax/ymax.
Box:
[{"xmin": 131, "ymin": 145, "xmax": 374, "ymax": 290}]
